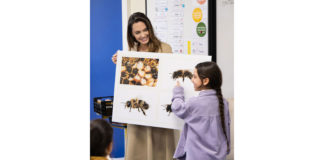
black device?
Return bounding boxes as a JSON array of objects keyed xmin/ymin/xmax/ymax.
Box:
[
  {"xmin": 93, "ymin": 96, "xmax": 114, "ymax": 117},
  {"xmin": 93, "ymin": 96, "xmax": 127, "ymax": 129}
]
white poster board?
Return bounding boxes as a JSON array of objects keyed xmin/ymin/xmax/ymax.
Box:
[{"xmin": 112, "ymin": 51, "xmax": 211, "ymax": 130}]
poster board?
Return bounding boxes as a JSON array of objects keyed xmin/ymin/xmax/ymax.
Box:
[
  {"xmin": 147, "ymin": 0, "xmax": 208, "ymax": 55},
  {"xmin": 112, "ymin": 51, "xmax": 211, "ymax": 129}
]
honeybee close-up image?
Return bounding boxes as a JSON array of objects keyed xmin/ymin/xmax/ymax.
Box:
[
  {"xmin": 120, "ymin": 57, "xmax": 159, "ymax": 87},
  {"xmin": 161, "ymin": 103, "xmax": 172, "ymax": 116},
  {"xmin": 124, "ymin": 98, "xmax": 149, "ymax": 116},
  {"xmin": 171, "ymin": 69, "xmax": 193, "ymax": 82}
]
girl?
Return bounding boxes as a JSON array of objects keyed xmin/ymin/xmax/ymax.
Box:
[
  {"xmin": 171, "ymin": 62, "xmax": 231, "ymax": 160},
  {"xmin": 111, "ymin": 12, "xmax": 178, "ymax": 160}
]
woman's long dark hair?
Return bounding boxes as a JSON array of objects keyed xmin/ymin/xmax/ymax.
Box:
[
  {"xmin": 195, "ymin": 61, "xmax": 229, "ymax": 152},
  {"xmin": 90, "ymin": 119, "xmax": 113, "ymax": 157},
  {"xmin": 127, "ymin": 12, "xmax": 161, "ymax": 52}
]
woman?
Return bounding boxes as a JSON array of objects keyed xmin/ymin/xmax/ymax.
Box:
[{"xmin": 112, "ymin": 12, "xmax": 179, "ymax": 160}]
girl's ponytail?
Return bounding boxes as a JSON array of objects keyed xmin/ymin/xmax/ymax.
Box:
[{"xmin": 215, "ymin": 87, "xmax": 229, "ymax": 152}]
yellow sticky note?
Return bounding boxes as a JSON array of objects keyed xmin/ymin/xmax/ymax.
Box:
[{"xmin": 188, "ymin": 41, "xmax": 191, "ymax": 55}]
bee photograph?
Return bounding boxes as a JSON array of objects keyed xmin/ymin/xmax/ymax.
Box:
[
  {"xmin": 171, "ymin": 69, "xmax": 193, "ymax": 82},
  {"xmin": 157, "ymin": 92, "xmax": 185, "ymax": 127},
  {"xmin": 113, "ymin": 88, "xmax": 158, "ymax": 125},
  {"xmin": 124, "ymin": 98, "xmax": 149, "ymax": 116},
  {"xmin": 120, "ymin": 57, "xmax": 159, "ymax": 87},
  {"xmin": 161, "ymin": 103, "xmax": 172, "ymax": 116}
]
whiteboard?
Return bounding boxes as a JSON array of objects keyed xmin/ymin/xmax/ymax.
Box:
[{"xmin": 147, "ymin": 0, "xmax": 208, "ymax": 55}]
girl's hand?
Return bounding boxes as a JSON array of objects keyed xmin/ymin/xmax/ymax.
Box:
[
  {"xmin": 111, "ymin": 52, "xmax": 118, "ymax": 64},
  {"xmin": 176, "ymin": 81, "xmax": 181, "ymax": 87}
]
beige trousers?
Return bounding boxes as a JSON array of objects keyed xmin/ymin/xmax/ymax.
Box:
[{"xmin": 124, "ymin": 124, "xmax": 180, "ymax": 160}]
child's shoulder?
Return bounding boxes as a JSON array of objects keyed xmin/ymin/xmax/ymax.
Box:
[
  {"xmin": 186, "ymin": 95, "xmax": 205, "ymax": 105},
  {"xmin": 189, "ymin": 94, "xmax": 229, "ymax": 106}
]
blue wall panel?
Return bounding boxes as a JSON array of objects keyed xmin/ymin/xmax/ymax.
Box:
[{"xmin": 90, "ymin": 0, "xmax": 124, "ymax": 157}]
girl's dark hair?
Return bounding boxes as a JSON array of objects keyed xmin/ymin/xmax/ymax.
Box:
[
  {"xmin": 90, "ymin": 119, "xmax": 113, "ymax": 156},
  {"xmin": 195, "ymin": 61, "xmax": 229, "ymax": 152},
  {"xmin": 127, "ymin": 12, "xmax": 161, "ymax": 52}
]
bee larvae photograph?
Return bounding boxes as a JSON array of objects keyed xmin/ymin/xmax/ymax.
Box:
[{"xmin": 120, "ymin": 57, "xmax": 159, "ymax": 87}]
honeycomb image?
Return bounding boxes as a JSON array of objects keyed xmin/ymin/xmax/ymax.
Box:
[{"xmin": 120, "ymin": 57, "xmax": 159, "ymax": 87}]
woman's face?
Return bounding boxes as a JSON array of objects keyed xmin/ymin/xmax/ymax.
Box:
[
  {"xmin": 132, "ymin": 21, "xmax": 150, "ymax": 45},
  {"xmin": 192, "ymin": 68, "xmax": 203, "ymax": 91}
]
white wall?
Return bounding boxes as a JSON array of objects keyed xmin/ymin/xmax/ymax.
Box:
[
  {"xmin": 125, "ymin": 0, "xmax": 234, "ymax": 99},
  {"xmin": 217, "ymin": 0, "xmax": 234, "ymax": 99},
  {"xmin": 128, "ymin": 0, "xmax": 145, "ymax": 16},
  {"xmin": 123, "ymin": 0, "xmax": 146, "ymax": 51}
]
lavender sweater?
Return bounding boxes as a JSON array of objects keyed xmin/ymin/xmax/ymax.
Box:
[{"xmin": 171, "ymin": 87, "xmax": 231, "ymax": 160}]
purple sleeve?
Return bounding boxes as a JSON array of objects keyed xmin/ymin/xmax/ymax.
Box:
[
  {"xmin": 224, "ymin": 99, "xmax": 231, "ymax": 154},
  {"xmin": 171, "ymin": 86, "xmax": 191, "ymax": 120}
]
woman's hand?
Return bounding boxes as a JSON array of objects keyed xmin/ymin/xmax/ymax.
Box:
[{"xmin": 111, "ymin": 52, "xmax": 118, "ymax": 64}]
